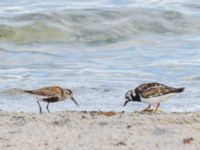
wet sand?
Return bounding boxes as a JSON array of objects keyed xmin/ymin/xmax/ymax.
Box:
[{"xmin": 0, "ymin": 111, "xmax": 199, "ymax": 150}]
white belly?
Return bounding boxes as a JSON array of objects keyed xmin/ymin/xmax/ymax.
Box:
[{"xmin": 140, "ymin": 93, "xmax": 176, "ymax": 104}]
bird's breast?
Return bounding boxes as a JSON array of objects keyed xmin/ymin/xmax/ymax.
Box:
[{"xmin": 140, "ymin": 93, "xmax": 177, "ymax": 104}]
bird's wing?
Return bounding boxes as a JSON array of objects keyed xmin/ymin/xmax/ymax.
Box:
[
  {"xmin": 136, "ymin": 82, "xmax": 177, "ymax": 98},
  {"xmin": 25, "ymin": 86, "xmax": 63, "ymax": 97}
]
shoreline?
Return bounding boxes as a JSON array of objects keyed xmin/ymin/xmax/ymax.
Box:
[{"xmin": 0, "ymin": 111, "xmax": 200, "ymax": 150}]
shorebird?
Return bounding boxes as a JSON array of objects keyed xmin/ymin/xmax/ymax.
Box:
[
  {"xmin": 123, "ymin": 82, "xmax": 185, "ymax": 113},
  {"xmin": 24, "ymin": 86, "xmax": 79, "ymax": 113}
]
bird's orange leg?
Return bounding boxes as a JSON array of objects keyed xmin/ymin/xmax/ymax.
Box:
[
  {"xmin": 152, "ymin": 103, "xmax": 160, "ymax": 113},
  {"xmin": 142, "ymin": 104, "xmax": 151, "ymax": 111}
]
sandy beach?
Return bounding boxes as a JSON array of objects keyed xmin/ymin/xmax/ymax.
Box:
[{"xmin": 0, "ymin": 111, "xmax": 199, "ymax": 150}]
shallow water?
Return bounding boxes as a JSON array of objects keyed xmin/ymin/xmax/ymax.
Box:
[{"xmin": 0, "ymin": 0, "xmax": 200, "ymax": 112}]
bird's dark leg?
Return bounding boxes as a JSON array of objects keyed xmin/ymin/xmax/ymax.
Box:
[
  {"xmin": 37, "ymin": 101, "xmax": 42, "ymax": 114},
  {"xmin": 142, "ymin": 104, "xmax": 151, "ymax": 111},
  {"xmin": 152, "ymin": 103, "xmax": 160, "ymax": 113},
  {"xmin": 46, "ymin": 102, "xmax": 50, "ymax": 113}
]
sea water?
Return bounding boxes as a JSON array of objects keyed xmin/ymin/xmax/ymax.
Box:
[{"xmin": 0, "ymin": 0, "xmax": 200, "ymax": 112}]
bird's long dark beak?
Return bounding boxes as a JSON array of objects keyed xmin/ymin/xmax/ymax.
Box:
[
  {"xmin": 71, "ymin": 97, "xmax": 79, "ymax": 107},
  {"xmin": 123, "ymin": 100, "xmax": 131, "ymax": 107}
]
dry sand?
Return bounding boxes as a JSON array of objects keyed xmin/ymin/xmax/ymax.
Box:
[{"xmin": 0, "ymin": 111, "xmax": 200, "ymax": 150}]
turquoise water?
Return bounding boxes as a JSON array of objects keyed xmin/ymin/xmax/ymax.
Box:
[{"xmin": 0, "ymin": 0, "xmax": 200, "ymax": 112}]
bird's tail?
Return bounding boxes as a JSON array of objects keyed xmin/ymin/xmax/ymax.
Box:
[{"xmin": 175, "ymin": 87, "xmax": 185, "ymax": 93}]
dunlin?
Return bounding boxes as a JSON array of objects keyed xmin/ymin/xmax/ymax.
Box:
[
  {"xmin": 24, "ymin": 86, "xmax": 79, "ymax": 113},
  {"xmin": 124, "ymin": 82, "xmax": 184, "ymax": 113}
]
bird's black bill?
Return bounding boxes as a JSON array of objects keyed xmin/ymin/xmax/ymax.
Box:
[
  {"xmin": 71, "ymin": 97, "xmax": 79, "ymax": 107},
  {"xmin": 123, "ymin": 100, "xmax": 131, "ymax": 106}
]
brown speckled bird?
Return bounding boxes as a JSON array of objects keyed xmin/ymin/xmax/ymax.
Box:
[
  {"xmin": 124, "ymin": 82, "xmax": 184, "ymax": 113},
  {"xmin": 24, "ymin": 86, "xmax": 78, "ymax": 113}
]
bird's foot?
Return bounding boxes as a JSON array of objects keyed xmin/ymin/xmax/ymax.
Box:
[
  {"xmin": 140, "ymin": 109, "xmax": 164, "ymax": 114},
  {"xmin": 151, "ymin": 109, "xmax": 164, "ymax": 114}
]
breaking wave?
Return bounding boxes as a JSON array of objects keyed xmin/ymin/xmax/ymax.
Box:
[{"xmin": 0, "ymin": 8, "xmax": 200, "ymax": 44}]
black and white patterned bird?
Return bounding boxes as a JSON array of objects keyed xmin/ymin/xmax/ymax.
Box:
[{"xmin": 124, "ymin": 82, "xmax": 185, "ymax": 113}]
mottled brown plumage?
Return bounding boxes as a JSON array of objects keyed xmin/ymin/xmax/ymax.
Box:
[
  {"xmin": 25, "ymin": 86, "xmax": 64, "ymax": 97},
  {"xmin": 24, "ymin": 86, "xmax": 78, "ymax": 113},
  {"xmin": 136, "ymin": 82, "xmax": 184, "ymax": 98}
]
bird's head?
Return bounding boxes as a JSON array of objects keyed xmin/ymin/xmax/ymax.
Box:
[
  {"xmin": 64, "ymin": 89, "xmax": 79, "ymax": 107},
  {"xmin": 123, "ymin": 89, "xmax": 140, "ymax": 106}
]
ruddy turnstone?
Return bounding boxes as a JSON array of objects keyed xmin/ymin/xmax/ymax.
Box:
[
  {"xmin": 24, "ymin": 86, "xmax": 79, "ymax": 113},
  {"xmin": 123, "ymin": 82, "xmax": 185, "ymax": 113}
]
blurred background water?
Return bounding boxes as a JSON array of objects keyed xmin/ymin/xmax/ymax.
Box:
[{"xmin": 0, "ymin": 0, "xmax": 200, "ymax": 112}]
